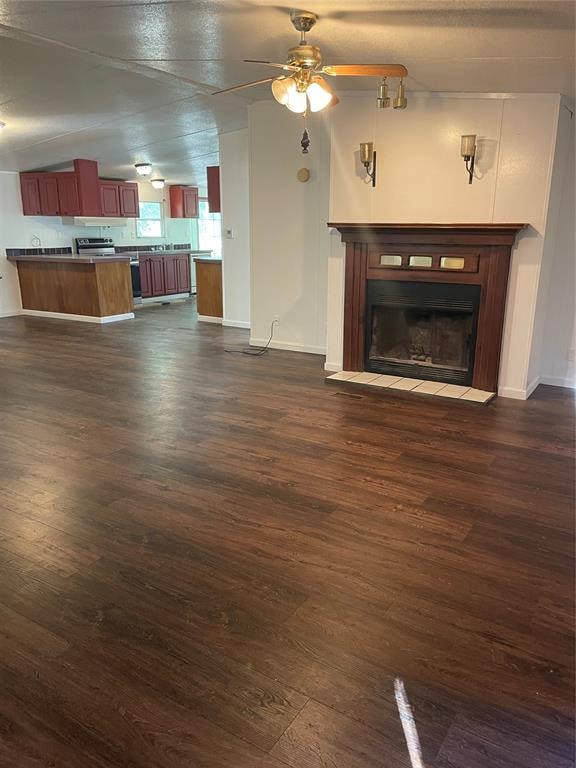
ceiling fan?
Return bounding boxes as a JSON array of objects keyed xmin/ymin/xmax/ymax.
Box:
[{"xmin": 212, "ymin": 10, "xmax": 408, "ymax": 114}]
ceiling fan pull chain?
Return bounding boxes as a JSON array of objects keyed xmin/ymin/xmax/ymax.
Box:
[{"xmin": 301, "ymin": 127, "xmax": 310, "ymax": 154}]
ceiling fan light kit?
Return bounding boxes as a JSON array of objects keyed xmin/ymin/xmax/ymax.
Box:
[{"xmin": 213, "ymin": 10, "xmax": 409, "ymax": 123}]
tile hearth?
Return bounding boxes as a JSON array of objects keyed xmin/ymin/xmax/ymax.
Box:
[{"xmin": 326, "ymin": 371, "xmax": 495, "ymax": 403}]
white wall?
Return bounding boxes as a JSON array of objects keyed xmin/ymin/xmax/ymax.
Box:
[
  {"xmin": 326, "ymin": 93, "xmax": 563, "ymax": 398},
  {"xmin": 249, "ymin": 102, "xmax": 331, "ymax": 353},
  {"xmin": 538, "ymin": 107, "xmax": 576, "ymax": 388},
  {"xmin": 220, "ymin": 129, "xmax": 250, "ymax": 328}
]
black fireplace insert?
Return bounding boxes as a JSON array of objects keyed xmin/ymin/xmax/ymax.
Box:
[{"xmin": 365, "ymin": 280, "xmax": 481, "ymax": 385}]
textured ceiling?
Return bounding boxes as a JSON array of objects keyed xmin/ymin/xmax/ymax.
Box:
[{"xmin": 0, "ymin": 0, "xmax": 573, "ymax": 186}]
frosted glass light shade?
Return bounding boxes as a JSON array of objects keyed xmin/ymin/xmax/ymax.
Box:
[
  {"xmin": 461, "ymin": 134, "xmax": 477, "ymax": 158},
  {"xmin": 151, "ymin": 179, "xmax": 165, "ymax": 189},
  {"xmin": 271, "ymin": 77, "xmax": 292, "ymax": 105},
  {"xmin": 360, "ymin": 142, "xmax": 374, "ymax": 165},
  {"xmin": 286, "ymin": 87, "xmax": 307, "ymax": 113},
  {"xmin": 135, "ymin": 163, "xmax": 152, "ymax": 176},
  {"xmin": 307, "ymin": 78, "xmax": 333, "ymax": 112}
]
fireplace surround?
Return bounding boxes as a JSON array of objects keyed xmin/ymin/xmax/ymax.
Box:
[{"xmin": 329, "ymin": 223, "xmax": 526, "ymax": 392}]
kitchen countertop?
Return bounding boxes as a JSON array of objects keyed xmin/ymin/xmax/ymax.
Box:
[
  {"xmin": 7, "ymin": 253, "xmax": 131, "ymax": 264},
  {"xmin": 193, "ymin": 257, "xmax": 222, "ymax": 263},
  {"xmin": 116, "ymin": 250, "xmax": 192, "ymax": 258}
]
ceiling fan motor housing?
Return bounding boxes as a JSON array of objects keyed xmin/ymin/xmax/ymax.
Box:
[{"xmin": 287, "ymin": 44, "xmax": 322, "ymax": 69}]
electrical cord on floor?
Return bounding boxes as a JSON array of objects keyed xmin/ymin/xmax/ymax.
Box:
[{"xmin": 225, "ymin": 319, "xmax": 278, "ymax": 356}]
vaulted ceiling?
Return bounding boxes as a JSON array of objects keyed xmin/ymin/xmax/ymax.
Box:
[{"xmin": 0, "ymin": 0, "xmax": 573, "ymax": 187}]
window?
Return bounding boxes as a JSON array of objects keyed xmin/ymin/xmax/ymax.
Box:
[
  {"xmin": 198, "ymin": 199, "xmax": 222, "ymax": 258},
  {"xmin": 136, "ymin": 201, "xmax": 163, "ymax": 238}
]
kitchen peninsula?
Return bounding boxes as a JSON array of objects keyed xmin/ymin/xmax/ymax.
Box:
[{"xmin": 7, "ymin": 252, "xmax": 134, "ymax": 323}]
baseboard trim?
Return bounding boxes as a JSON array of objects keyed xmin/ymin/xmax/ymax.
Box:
[
  {"xmin": 197, "ymin": 315, "xmax": 223, "ymax": 324},
  {"xmin": 141, "ymin": 293, "xmax": 190, "ymax": 305},
  {"xmin": 222, "ymin": 319, "xmax": 250, "ymax": 329},
  {"xmin": 498, "ymin": 378, "xmax": 540, "ymax": 400},
  {"xmin": 540, "ymin": 375, "xmax": 576, "ymax": 389},
  {"xmin": 20, "ymin": 310, "xmax": 134, "ymax": 324},
  {"xmin": 249, "ymin": 338, "xmax": 326, "ymax": 355},
  {"xmin": 0, "ymin": 310, "xmax": 21, "ymax": 318},
  {"xmin": 324, "ymin": 361, "xmax": 343, "ymax": 372}
]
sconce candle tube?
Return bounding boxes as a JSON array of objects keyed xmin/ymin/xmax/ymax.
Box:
[
  {"xmin": 360, "ymin": 142, "xmax": 374, "ymax": 165},
  {"xmin": 460, "ymin": 134, "xmax": 477, "ymax": 158}
]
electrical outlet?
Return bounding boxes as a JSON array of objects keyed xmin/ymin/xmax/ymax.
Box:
[
  {"xmin": 224, "ymin": 228, "xmax": 234, "ymax": 239},
  {"xmin": 273, "ymin": 315, "xmax": 280, "ymax": 325}
]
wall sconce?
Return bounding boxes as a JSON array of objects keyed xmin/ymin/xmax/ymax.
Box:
[
  {"xmin": 460, "ymin": 134, "xmax": 477, "ymax": 184},
  {"xmin": 360, "ymin": 142, "xmax": 377, "ymax": 187}
]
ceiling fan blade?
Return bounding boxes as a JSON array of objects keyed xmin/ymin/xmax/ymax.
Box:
[
  {"xmin": 322, "ymin": 64, "xmax": 408, "ymax": 78},
  {"xmin": 212, "ymin": 76, "xmax": 276, "ymax": 95},
  {"xmin": 244, "ymin": 59, "xmax": 300, "ymax": 72}
]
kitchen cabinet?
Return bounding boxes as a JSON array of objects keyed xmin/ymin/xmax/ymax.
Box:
[
  {"xmin": 150, "ymin": 256, "xmax": 165, "ymax": 296},
  {"xmin": 20, "ymin": 159, "xmax": 102, "ymax": 217},
  {"xmin": 38, "ymin": 175, "xmax": 60, "ymax": 216},
  {"xmin": 99, "ymin": 182, "xmax": 121, "ymax": 217},
  {"xmin": 140, "ymin": 257, "xmax": 153, "ymax": 298},
  {"xmin": 119, "ymin": 183, "xmax": 139, "ymax": 217},
  {"xmin": 206, "ymin": 166, "xmax": 221, "ymax": 213},
  {"xmin": 99, "ymin": 181, "xmax": 139, "ymax": 218},
  {"xmin": 57, "ymin": 173, "xmax": 81, "ymax": 216},
  {"xmin": 139, "ymin": 253, "xmax": 191, "ymax": 299},
  {"xmin": 163, "ymin": 256, "xmax": 178, "ymax": 295},
  {"xmin": 20, "ymin": 175, "xmax": 41, "ymax": 215},
  {"xmin": 194, "ymin": 258, "xmax": 222, "ymax": 318},
  {"xmin": 169, "ymin": 185, "xmax": 199, "ymax": 218},
  {"xmin": 175, "ymin": 255, "xmax": 190, "ymax": 294}
]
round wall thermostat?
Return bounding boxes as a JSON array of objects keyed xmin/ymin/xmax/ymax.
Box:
[{"xmin": 297, "ymin": 168, "xmax": 310, "ymax": 183}]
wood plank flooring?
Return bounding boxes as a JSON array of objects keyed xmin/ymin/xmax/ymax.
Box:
[{"xmin": 0, "ymin": 299, "xmax": 574, "ymax": 768}]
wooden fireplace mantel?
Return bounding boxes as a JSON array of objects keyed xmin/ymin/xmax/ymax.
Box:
[{"xmin": 328, "ymin": 222, "xmax": 527, "ymax": 392}]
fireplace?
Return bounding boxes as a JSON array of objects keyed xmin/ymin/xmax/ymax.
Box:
[
  {"xmin": 329, "ymin": 223, "xmax": 526, "ymax": 392},
  {"xmin": 365, "ymin": 281, "xmax": 480, "ymax": 385}
]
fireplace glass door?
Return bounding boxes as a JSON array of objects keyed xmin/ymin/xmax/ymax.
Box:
[{"xmin": 365, "ymin": 281, "xmax": 481, "ymax": 385}]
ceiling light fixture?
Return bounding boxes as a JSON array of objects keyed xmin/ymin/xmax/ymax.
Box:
[
  {"xmin": 135, "ymin": 162, "xmax": 152, "ymax": 176},
  {"xmin": 376, "ymin": 79, "xmax": 390, "ymax": 109},
  {"xmin": 213, "ymin": 11, "xmax": 407, "ymax": 121},
  {"xmin": 151, "ymin": 178, "xmax": 165, "ymax": 189},
  {"xmin": 393, "ymin": 80, "xmax": 407, "ymax": 109}
]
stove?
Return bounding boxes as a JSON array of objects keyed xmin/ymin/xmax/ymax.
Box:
[{"xmin": 74, "ymin": 237, "xmax": 116, "ymax": 256}]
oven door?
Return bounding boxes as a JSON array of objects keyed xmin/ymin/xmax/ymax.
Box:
[{"xmin": 130, "ymin": 261, "xmax": 141, "ymax": 298}]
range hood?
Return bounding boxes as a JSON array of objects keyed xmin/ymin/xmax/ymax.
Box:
[{"xmin": 61, "ymin": 216, "xmax": 128, "ymax": 227}]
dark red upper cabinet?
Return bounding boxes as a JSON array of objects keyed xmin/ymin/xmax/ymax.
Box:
[
  {"xmin": 20, "ymin": 175, "xmax": 41, "ymax": 215},
  {"xmin": 74, "ymin": 159, "xmax": 101, "ymax": 216},
  {"xmin": 99, "ymin": 182, "xmax": 121, "ymax": 217},
  {"xmin": 169, "ymin": 185, "xmax": 199, "ymax": 218},
  {"xmin": 207, "ymin": 166, "xmax": 221, "ymax": 213},
  {"xmin": 57, "ymin": 173, "xmax": 81, "ymax": 216},
  {"xmin": 38, "ymin": 175, "xmax": 60, "ymax": 216},
  {"xmin": 119, "ymin": 183, "xmax": 139, "ymax": 217}
]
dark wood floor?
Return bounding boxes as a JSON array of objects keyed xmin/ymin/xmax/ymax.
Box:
[{"xmin": 0, "ymin": 299, "xmax": 574, "ymax": 768}]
